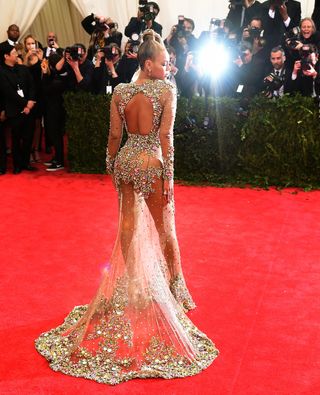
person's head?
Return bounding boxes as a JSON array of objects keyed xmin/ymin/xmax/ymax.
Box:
[
  {"xmin": 7, "ymin": 24, "xmax": 20, "ymax": 42},
  {"xmin": 0, "ymin": 42, "xmax": 18, "ymax": 66},
  {"xmin": 183, "ymin": 18, "xmax": 195, "ymax": 34},
  {"xmin": 138, "ymin": 30, "xmax": 170, "ymax": 80},
  {"xmin": 240, "ymin": 42, "xmax": 253, "ymax": 64},
  {"xmin": 47, "ymin": 32, "xmax": 58, "ymax": 47},
  {"xmin": 300, "ymin": 18, "xmax": 316, "ymax": 40},
  {"xmin": 148, "ymin": 2, "xmax": 160, "ymax": 17},
  {"xmin": 270, "ymin": 46, "xmax": 286, "ymax": 70},
  {"xmin": 24, "ymin": 35, "xmax": 38, "ymax": 52},
  {"xmin": 249, "ymin": 17, "xmax": 263, "ymax": 30}
]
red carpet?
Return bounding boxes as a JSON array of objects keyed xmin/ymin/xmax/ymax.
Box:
[{"xmin": 0, "ymin": 170, "xmax": 319, "ymax": 394}]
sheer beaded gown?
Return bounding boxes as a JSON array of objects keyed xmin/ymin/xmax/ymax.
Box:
[{"xmin": 35, "ymin": 79, "xmax": 218, "ymax": 385}]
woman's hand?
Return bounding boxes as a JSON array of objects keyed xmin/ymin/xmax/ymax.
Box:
[{"xmin": 163, "ymin": 179, "xmax": 173, "ymax": 204}]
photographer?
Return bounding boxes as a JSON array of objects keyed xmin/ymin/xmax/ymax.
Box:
[
  {"xmin": 41, "ymin": 54, "xmax": 66, "ymax": 171},
  {"xmin": 43, "ymin": 32, "xmax": 64, "ymax": 59},
  {"xmin": 290, "ymin": 44, "xmax": 320, "ymax": 97},
  {"xmin": 81, "ymin": 13, "xmax": 122, "ymax": 61},
  {"xmin": 241, "ymin": 17, "xmax": 269, "ymax": 62},
  {"xmin": 284, "ymin": 18, "xmax": 320, "ymax": 71},
  {"xmin": 261, "ymin": 0, "xmax": 301, "ymax": 49},
  {"xmin": 116, "ymin": 40, "xmax": 139, "ymax": 84},
  {"xmin": 165, "ymin": 17, "xmax": 198, "ymax": 52},
  {"xmin": 56, "ymin": 43, "xmax": 94, "ymax": 92},
  {"xmin": 125, "ymin": 1, "xmax": 162, "ymax": 37},
  {"xmin": 226, "ymin": 0, "xmax": 263, "ymax": 38},
  {"xmin": 92, "ymin": 44, "xmax": 122, "ymax": 94},
  {"xmin": 262, "ymin": 46, "xmax": 290, "ymax": 98},
  {"xmin": 233, "ymin": 41, "xmax": 266, "ymax": 99}
]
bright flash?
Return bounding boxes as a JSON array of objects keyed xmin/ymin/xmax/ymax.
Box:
[{"xmin": 198, "ymin": 42, "xmax": 230, "ymax": 79}]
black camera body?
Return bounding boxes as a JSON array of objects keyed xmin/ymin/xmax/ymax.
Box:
[
  {"xmin": 264, "ymin": 72, "xmax": 285, "ymax": 92},
  {"xmin": 139, "ymin": 0, "xmax": 157, "ymax": 22},
  {"xmin": 229, "ymin": 0, "xmax": 243, "ymax": 6},
  {"xmin": 103, "ymin": 45, "xmax": 119, "ymax": 61},
  {"xmin": 300, "ymin": 46, "xmax": 313, "ymax": 72},
  {"xmin": 270, "ymin": 0, "xmax": 287, "ymax": 6},
  {"xmin": 48, "ymin": 39, "xmax": 55, "ymax": 48},
  {"xmin": 128, "ymin": 33, "xmax": 141, "ymax": 54},
  {"xmin": 284, "ymin": 26, "xmax": 301, "ymax": 49},
  {"xmin": 65, "ymin": 45, "xmax": 84, "ymax": 61}
]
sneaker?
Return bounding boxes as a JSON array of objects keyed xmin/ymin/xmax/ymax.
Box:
[
  {"xmin": 46, "ymin": 163, "xmax": 64, "ymax": 172},
  {"xmin": 43, "ymin": 159, "xmax": 55, "ymax": 166}
]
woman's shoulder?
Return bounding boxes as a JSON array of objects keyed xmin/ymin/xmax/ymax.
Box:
[
  {"xmin": 113, "ymin": 82, "xmax": 134, "ymax": 96},
  {"xmin": 153, "ymin": 79, "xmax": 177, "ymax": 97}
]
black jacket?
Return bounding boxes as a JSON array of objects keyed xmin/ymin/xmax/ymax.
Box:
[
  {"xmin": 0, "ymin": 64, "xmax": 36, "ymax": 117},
  {"xmin": 289, "ymin": 61, "xmax": 320, "ymax": 97},
  {"xmin": 312, "ymin": 0, "xmax": 320, "ymax": 31},
  {"xmin": 125, "ymin": 17, "xmax": 162, "ymax": 37},
  {"xmin": 261, "ymin": 0, "xmax": 301, "ymax": 49},
  {"xmin": 226, "ymin": 1, "xmax": 263, "ymax": 36}
]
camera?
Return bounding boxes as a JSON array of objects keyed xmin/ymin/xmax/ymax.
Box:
[
  {"xmin": 263, "ymin": 72, "xmax": 285, "ymax": 92},
  {"xmin": 128, "ymin": 33, "xmax": 141, "ymax": 54},
  {"xmin": 65, "ymin": 45, "xmax": 84, "ymax": 61},
  {"xmin": 139, "ymin": 0, "xmax": 157, "ymax": 22},
  {"xmin": 48, "ymin": 39, "xmax": 55, "ymax": 48},
  {"xmin": 177, "ymin": 15, "xmax": 185, "ymax": 32},
  {"xmin": 284, "ymin": 26, "xmax": 300, "ymax": 49},
  {"xmin": 270, "ymin": 0, "xmax": 287, "ymax": 6},
  {"xmin": 300, "ymin": 45, "xmax": 313, "ymax": 72},
  {"xmin": 102, "ymin": 45, "xmax": 119, "ymax": 61},
  {"xmin": 229, "ymin": 0, "xmax": 243, "ymax": 6}
]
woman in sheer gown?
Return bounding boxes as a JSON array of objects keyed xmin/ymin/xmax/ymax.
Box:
[{"xmin": 35, "ymin": 30, "xmax": 218, "ymax": 385}]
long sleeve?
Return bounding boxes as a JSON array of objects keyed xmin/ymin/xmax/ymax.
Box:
[
  {"xmin": 159, "ymin": 85, "xmax": 177, "ymax": 181},
  {"xmin": 106, "ymin": 92, "xmax": 123, "ymax": 173}
]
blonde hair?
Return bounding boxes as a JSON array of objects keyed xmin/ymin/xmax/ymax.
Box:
[
  {"xmin": 23, "ymin": 34, "xmax": 37, "ymax": 50},
  {"xmin": 138, "ymin": 29, "xmax": 166, "ymax": 70},
  {"xmin": 300, "ymin": 18, "xmax": 316, "ymax": 35}
]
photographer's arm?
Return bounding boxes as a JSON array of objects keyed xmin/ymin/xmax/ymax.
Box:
[
  {"xmin": 124, "ymin": 17, "xmax": 143, "ymax": 38},
  {"xmin": 81, "ymin": 14, "xmax": 96, "ymax": 35},
  {"xmin": 56, "ymin": 56, "xmax": 65, "ymax": 71},
  {"xmin": 106, "ymin": 93, "xmax": 123, "ymax": 173}
]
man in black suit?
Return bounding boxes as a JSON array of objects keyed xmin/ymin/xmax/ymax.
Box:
[
  {"xmin": 226, "ymin": 0, "xmax": 263, "ymax": 38},
  {"xmin": 125, "ymin": 2, "xmax": 162, "ymax": 37},
  {"xmin": 262, "ymin": 45, "xmax": 292, "ymax": 97},
  {"xmin": 0, "ymin": 24, "xmax": 20, "ymax": 46},
  {"xmin": 42, "ymin": 32, "xmax": 64, "ymax": 59},
  {"xmin": 0, "ymin": 43, "xmax": 36, "ymax": 174},
  {"xmin": 261, "ymin": 0, "xmax": 301, "ymax": 49}
]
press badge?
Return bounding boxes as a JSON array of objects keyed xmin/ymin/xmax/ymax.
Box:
[
  {"xmin": 236, "ymin": 85, "xmax": 244, "ymax": 93},
  {"xmin": 17, "ymin": 87, "xmax": 24, "ymax": 97},
  {"xmin": 106, "ymin": 85, "xmax": 112, "ymax": 94}
]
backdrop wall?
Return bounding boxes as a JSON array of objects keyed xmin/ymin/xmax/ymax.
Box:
[{"xmin": 0, "ymin": 1, "xmax": 317, "ymax": 49}]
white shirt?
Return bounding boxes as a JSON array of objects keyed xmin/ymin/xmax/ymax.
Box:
[{"xmin": 268, "ymin": 8, "xmax": 291, "ymax": 28}]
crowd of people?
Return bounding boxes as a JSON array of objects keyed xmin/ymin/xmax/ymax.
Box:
[{"xmin": 0, "ymin": 0, "xmax": 319, "ymax": 175}]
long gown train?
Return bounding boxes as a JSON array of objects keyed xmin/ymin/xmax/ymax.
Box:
[{"xmin": 35, "ymin": 79, "xmax": 218, "ymax": 385}]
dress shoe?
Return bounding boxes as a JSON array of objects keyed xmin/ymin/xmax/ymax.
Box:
[
  {"xmin": 13, "ymin": 168, "xmax": 22, "ymax": 174},
  {"xmin": 22, "ymin": 165, "xmax": 38, "ymax": 171}
]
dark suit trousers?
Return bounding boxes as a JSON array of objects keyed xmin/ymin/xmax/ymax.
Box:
[
  {"xmin": 10, "ymin": 114, "xmax": 34, "ymax": 169},
  {"xmin": 0, "ymin": 121, "xmax": 6, "ymax": 171},
  {"xmin": 44, "ymin": 103, "xmax": 65, "ymax": 165}
]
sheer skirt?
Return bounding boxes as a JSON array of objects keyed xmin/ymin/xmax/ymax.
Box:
[{"xmin": 35, "ymin": 154, "xmax": 218, "ymax": 384}]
